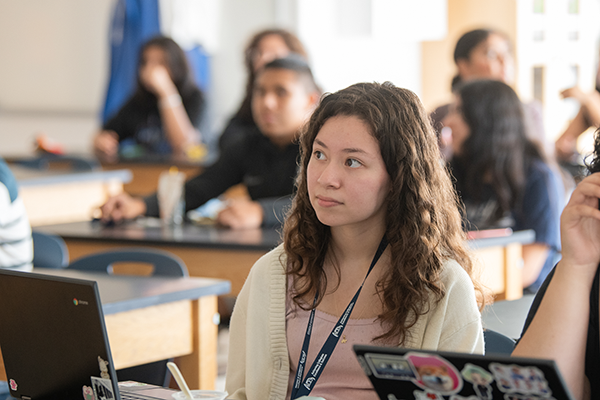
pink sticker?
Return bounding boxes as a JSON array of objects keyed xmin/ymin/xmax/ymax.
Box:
[
  {"xmin": 82, "ymin": 385, "xmax": 95, "ymax": 400},
  {"xmin": 9, "ymin": 379, "xmax": 17, "ymax": 391}
]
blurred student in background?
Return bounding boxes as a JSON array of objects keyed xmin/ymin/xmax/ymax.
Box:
[
  {"xmin": 94, "ymin": 36, "xmax": 204, "ymax": 162},
  {"xmin": 554, "ymin": 49, "xmax": 600, "ymax": 169},
  {"xmin": 218, "ymin": 28, "xmax": 308, "ymax": 152},
  {"xmin": 444, "ymin": 79, "xmax": 563, "ymax": 294},
  {"xmin": 0, "ymin": 158, "xmax": 32, "ymax": 272},
  {"xmin": 431, "ymin": 28, "xmax": 546, "ymax": 159},
  {"xmin": 100, "ymin": 56, "xmax": 320, "ymax": 229}
]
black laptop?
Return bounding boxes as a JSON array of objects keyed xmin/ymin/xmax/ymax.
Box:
[
  {"xmin": 0, "ymin": 269, "xmax": 179, "ymax": 400},
  {"xmin": 353, "ymin": 344, "xmax": 574, "ymax": 400}
]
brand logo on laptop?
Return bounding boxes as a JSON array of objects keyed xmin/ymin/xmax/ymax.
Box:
[{"xmin": 73, "ymin": 298, "xmax": 89, "ymax": 306}]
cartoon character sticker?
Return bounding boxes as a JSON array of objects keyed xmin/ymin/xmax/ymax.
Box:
[
  {"xmin": 406, "ymin": 352, "xmax": 463, "ymax": 396},
  {"xmin": 461, "ymin": 363, "xmax": 494, "ymax": 399},
  {"xmin": 490, "ymin": 363, "xmax": 552, "ymax": 397},
  {"xmin": 83, "ymin": 385, "xmax": 95, "ymax": 400},
  {"xmin": 97, "ymin": 356, "xmax": 110, "ymax": 380},
  {"xmin": 9, "ymin": 379, "xmax": 17, "ymax": 391}
]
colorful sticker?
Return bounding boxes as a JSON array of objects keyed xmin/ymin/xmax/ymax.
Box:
[
  {"xmin": 461, "ymin": 363, "xmax": 494, "ymax": 400},
  {"xmin": 413, "ymin": 390, "xmax": 443, "ymax": 400},
  {"xmin": 365, "ymin": 353, "xmax": 418, "ymax": 381},
  {"xmin": 406, "ymin": 352, "xmax": 463, "ymax": 395},
  {"xmin": 9, "ymin": 379, "xmax": 17, "ymax": 391},
  {"xmin": 91, "ymin": 377, "xmax": 115, "ymax": 400},
  {"xmin": 490, "ymin": 363, "xmax": 552, "ymax": 397},
  {"xmin": 82, "ymin": 385, "xmax": 95, "ymax": 400}
]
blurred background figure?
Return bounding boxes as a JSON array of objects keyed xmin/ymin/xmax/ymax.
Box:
[
  {"xmin": 431, "ymin": 28, "xmax": 546, "ymax": 159},
  {"xmin": 218, "ymin": 28, "xmax": 308, "ymax": 152},
  {"xmin": 93, "ymin": 36, "xmax": 205, "ymax": 162},
  {"xmin": 444, "ymin": 79, "xmax": 564, "ymax": 294},
  {"xmin": 554, "ymin": 47, "xmax": 600, "ymax": 177},
  {"xmin": 0, "ymin": 157, "xmax": 32, "ymax": 272}
]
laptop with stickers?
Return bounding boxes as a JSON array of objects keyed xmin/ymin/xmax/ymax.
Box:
[
  {"xmin": 0, "ymin": 269, "xmax": 179, "ymax": 400},
  {"xmin": 353, "ymin": 344, "xmax": 574, "ymax": 400}
]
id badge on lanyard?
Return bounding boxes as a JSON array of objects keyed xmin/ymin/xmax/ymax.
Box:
[{"xmin": 291, "ymin": 236, "xmax": 388, "ymax": 399}]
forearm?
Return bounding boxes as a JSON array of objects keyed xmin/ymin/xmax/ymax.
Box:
[
  {"xmin": 513, "ymin": 262, "xmax": 591, "ymax": 400},
  {"xmin": 159, "ymin": 93, "xmax": 200, "ymax": 155},
  {"xmin": 580, "ymin": 91, "xmax": 600, "ymax": 128}
]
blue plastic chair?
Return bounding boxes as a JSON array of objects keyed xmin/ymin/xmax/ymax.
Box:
[
  {"xmin": 67, "ymin": 247, "xmax": 188, "ymax": 387},
  {"xmin": 484, "ymin": 328, "xmax": 516, "ymax": 355},
  {"xmin": 67, "ymin": 248, "xmax": 188, "ymax": 277},
  {"xmin": 32, "ymin": 231, "xmax": 69, "ymax": 269}
]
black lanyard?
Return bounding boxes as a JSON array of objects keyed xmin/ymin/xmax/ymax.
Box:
[{"xmin": 291, "ymin": 236, "xmax": 388, "ymax": 399}]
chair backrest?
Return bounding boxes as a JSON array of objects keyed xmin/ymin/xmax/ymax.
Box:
[
  {"xmin": 484, "ymin": 328, "xmax": 516, "ymax": 355},
  {"xmin": 67, "ymin": 248, "xmax": 188, "ymax": 277},
  {"xmin": 32, "ymin": 231, "xmax": 69, "ymax": 269}
]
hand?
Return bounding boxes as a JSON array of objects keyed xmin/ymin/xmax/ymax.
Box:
[
  {"xmin": 139, "ymin": 65, "xmax": 177, "ymax": 98},
  {"xmin": 99, "ymin": 193, "xmax": 147, "ymax": 223},
  {"xmin": 216, "ymin": 199, "xmax": 264, "ymax": 229},
  {"xmin": 93, "ymin": 131, "xmax": 119, "ymax": 163},
  {"xmin": 559, "ymin": 172, "xmax": 600, "ymax": 278},
  {"xmin": 560, "ymin": 86, "xmax": 587, "ymax": 103}
]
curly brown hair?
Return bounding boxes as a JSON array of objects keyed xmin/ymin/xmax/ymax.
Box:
[{"xmin": 283, "ymin": 82, "xmax": 485, "ymax": 343}]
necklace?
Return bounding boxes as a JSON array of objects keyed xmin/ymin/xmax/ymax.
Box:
[{"xmin": 334, "ymin": 289, "xmax": 375, "ymax": 344}]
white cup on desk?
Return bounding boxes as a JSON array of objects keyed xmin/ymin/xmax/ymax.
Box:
[{"xmin": 158, "ymin": 167, "xmax": 186, "ymax": 225}]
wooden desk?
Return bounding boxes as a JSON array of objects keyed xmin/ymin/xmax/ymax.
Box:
[
  {"xmin": 12, "ymin": 166, "xmax": 132, "ymax": 226},
  {"xmin": 36, "ymin": 221, "xmax": 534, "ymax": 300},
  {"xmin": 36, "ymin": 220, "xmax": 280, "ymax": 297},
  {"xmin": 0, "ymin": 269, "xmax": 230, "ymax": 390}
]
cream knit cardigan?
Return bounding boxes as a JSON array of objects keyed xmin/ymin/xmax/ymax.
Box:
[{"xmin": 225, "ymin": 245, "xmax": 484, "ymax": 400}]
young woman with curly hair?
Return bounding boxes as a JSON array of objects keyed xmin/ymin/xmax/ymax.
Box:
[{"xmin": 226, "ymin": 82, "xmax": 486, "ymax": 400}]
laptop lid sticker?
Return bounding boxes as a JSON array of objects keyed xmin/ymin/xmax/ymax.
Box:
[{"xmin": 489, "ymin": 363, "xmax": 553, "ymax": 398}]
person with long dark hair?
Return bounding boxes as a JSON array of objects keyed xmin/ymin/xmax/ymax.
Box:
[
  {"xmin": 99, "ymin": 56, "xmax": 320, "ymax": 229},
  {"xmin": 444, "ymin": 79, "xmax": 564, "ymax": 293},
  {"xmin": 513, "ymin": 128, "xmax": 600, "ymax": 400},
  {"xmin": 218, "ymin": 28, "xmax": 308, "ymax": 152},
  {"xmin": 94, "ymin": 36, "xmax": 204, "ymax": 162},
  {"xmin": 226, "ymin": 82, "xmax": 486, "ymax": 400}
]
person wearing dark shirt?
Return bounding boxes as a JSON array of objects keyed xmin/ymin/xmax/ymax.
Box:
[
  {"xmin": 100, "ymin": 56, "xmax": 321, "ymax": 229},
  {"xmin": 445, "ymin": 79, "xmax": 563, "ymax": 293},
  {"xmin": 514, "ymin": 129, "xmax": 600, "ymax": 400},
  {"xmin": 94, "ymin": 36, "xmax": 204, "ymax": 162}
]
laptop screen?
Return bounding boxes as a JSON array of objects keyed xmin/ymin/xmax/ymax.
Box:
[
  {"xmin": 0, "ymin": 269, "xmax": 120, "ymax": 400},
  {"xmin": 353, "ymin": 344, "xmax": 574, "ymax": 400}
]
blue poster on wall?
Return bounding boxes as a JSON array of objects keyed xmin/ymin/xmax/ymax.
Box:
[{"xmin": 101, "ymin": 0, "xmax": 160, "ymax": 123}]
